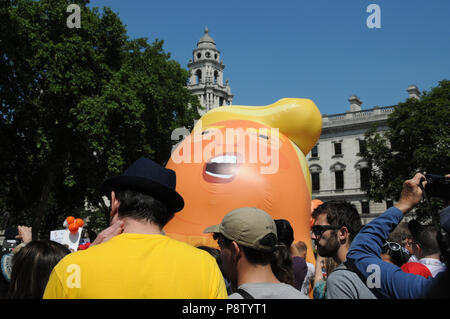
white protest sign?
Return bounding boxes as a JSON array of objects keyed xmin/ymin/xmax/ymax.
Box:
[{"xmin": 50, "ymin": 227, "xmax": 83, "ymax": 252}]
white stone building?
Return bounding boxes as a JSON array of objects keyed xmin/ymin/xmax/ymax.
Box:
[
  {"xmin": 186, "ymin": 28, "xmax": 233, "ymax": 115},
  {"xmin": 307, "ymin": 85, "xmax": 420, "ymax": 224}
]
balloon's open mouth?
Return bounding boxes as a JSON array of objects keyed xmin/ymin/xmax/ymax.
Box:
[{"xmin": 203, "ymin": 154, "xmax": 240, "ymax": 183}]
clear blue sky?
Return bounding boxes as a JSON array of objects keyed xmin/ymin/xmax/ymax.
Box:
[{"xmin": 89, "ymin": 0, "xmax": 450, "ymax": 115}]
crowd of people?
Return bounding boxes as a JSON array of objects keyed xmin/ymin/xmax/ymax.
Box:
[{"xmin": 0, "ymin": 157, "xmax": 449, "ymax": 299}]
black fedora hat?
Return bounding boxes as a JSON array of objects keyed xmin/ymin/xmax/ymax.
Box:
[{"xmin": 101, "ymin": 157, "xmax": 184, "ymax": 212}]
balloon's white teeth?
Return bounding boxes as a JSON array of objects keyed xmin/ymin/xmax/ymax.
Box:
[{"xmin": 209, "ymin": 155, "xmax": 237, "ymax": 164}]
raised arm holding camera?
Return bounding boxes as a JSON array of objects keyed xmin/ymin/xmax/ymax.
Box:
[{"xmin": 346, "ymin": 173, "xmax": 450, "ymax": 299}]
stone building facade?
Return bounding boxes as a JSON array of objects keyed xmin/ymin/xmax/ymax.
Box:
[
  {"xmin": 186, "ymin": 28, "xmax": 233, "ymax": 115},
  {"xmin": 307, "ymin": 85, "xmax": 420, "ymax": 224}
]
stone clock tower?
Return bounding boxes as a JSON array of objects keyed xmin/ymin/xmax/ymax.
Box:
[{"xmin": 187, "ymin": 28, "xmax": 233, "ymax": 115}]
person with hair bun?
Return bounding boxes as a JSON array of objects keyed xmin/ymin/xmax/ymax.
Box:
[{"xmin": 274, "ymin": 219, "xmax": 307, "ymax": 291}]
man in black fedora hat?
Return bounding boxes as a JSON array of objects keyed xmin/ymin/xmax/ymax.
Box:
[{"xmin": 43, "ymin": 158, "xmax": 227, "ymax": 298}]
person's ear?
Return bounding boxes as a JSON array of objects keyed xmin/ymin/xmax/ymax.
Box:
[
  {"xmin": 231, "ymin": 241, "xmax": 241, "ymax": 261},
  {"xmin": 416, "ymin": 244, "xmax": 423, "ymax": 256},
  {"xmin": 110, "ymin": 191, "xmax": 120, "ymax": 220},
  {"xmin": 338, "ymin": 226, "xmax": 350, "ymax": 241}
]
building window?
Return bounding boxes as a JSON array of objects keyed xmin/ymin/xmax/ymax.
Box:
[
  {"xmin": 311, "ymin": 145, "xmax": 318, "ymax": 158},
  {"xmin": 334, "ymin": 142, "xmax": 342, "ymax": 155},
  {"xmin": 359, "ymin": 139, "xmax": 367, "ymax": 155},
  {"xmin": 360, "ymin": 167, "xmax": 370, "ymax": 190},
  {"xmin": 195, "ymin": 69, "xmax": 202, "ymax": 84},
  {"xmin": 386, "ymin": 200, "xmax": 394, "ymax": 209},
  {"xmin": 361, "ymin": 201, "xmax": 370, "ymax": 215},
  {"xmin": 335, "ymin": 171, "xmax": 344, "ymax": 190},
  {"xmin": 311, "ymin": 172, "xmax": 320, "ymax": 192}
]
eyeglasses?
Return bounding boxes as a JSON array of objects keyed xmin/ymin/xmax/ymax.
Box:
[
  {"xmin": 382, "ymin": 241, "xmax": 401, "ymax": 252},
  {"xmin": 311, "ymin": 225, "xmax": 341, "ymax": 237}
]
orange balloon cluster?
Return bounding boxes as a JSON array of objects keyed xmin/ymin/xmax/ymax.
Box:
[{"xmin": 65, "ymin": 216, "xmax": 84, "ymax": 234}]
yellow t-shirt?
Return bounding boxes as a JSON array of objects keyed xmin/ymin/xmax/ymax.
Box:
[{"xmin": 43, "ymin": 233, "xmax": 227, "ymax": 299}]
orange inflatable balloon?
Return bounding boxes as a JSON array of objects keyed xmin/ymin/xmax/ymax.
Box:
[
  {"xmin": 311, "ymin": 199, "xmax": 324, "ymax": 212},
  {"xmin": 310, "ymin": 199, "xmax": 324, "ymax": 228},
  {"xmin": 75, "ymin": 218, "xmax": 84, "ymax": 228},
  {"xmin": 164, "ymin": 98, "xmax": 322, "ymax": 265},
  {"xmin": 69, "ymin": 223, "xmax": 79, "ymax": 234},
  {"xmin": 66, "ymin": 216, "xmax": 75, "ymax": 225}
]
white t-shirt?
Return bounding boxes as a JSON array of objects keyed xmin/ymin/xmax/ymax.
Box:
[
  {"xmin": 301, "ymin": 262, "xmax": 315, "ymax": 295},
  {"xmin": 419, "ymin": 258, "xmax": 447, "ymax": 277}
]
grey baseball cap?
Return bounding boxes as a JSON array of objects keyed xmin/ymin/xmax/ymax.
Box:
[{"xmin": 203, "ymin": 207, "xmax": 277, "ymax": 252}]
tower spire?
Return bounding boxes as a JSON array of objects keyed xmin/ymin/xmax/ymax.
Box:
[{"xmin": 187, "ymin": 28, "xmax": 233, "ymax": 116}]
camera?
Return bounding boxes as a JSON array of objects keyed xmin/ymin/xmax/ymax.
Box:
[
  {"xmin": 424, "ymin": 174, "xmax": 450, "ymax": 200},
  {"xmin": 1, "ymin": 227, "xmax": 19, "ymax": 254},
  {"xmin": 381, "ymin": 241, "xmax": 411, "ymax": 267}
]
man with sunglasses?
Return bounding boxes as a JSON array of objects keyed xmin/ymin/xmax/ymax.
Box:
[{"xmin": 311, "ymin": 201, "xmax": 376, "ymax": 299}]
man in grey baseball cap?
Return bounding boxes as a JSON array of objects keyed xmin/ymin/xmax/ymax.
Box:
[{"xmin": 204, "ymin": 207, "xmax": 308, "ymax": 299}]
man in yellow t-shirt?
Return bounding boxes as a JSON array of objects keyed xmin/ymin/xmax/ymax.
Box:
[{"xmin": 43, "ymin": 158, "xmax": 227, "ymax": 299}]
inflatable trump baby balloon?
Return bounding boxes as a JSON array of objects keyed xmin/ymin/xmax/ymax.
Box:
[{"xmin": 164, "ymin": 98, "xmax": 322, "ymax": 264}]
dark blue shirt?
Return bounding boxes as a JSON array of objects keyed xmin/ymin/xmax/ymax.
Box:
[{"xmin": 346, "ymin": 207, "xmax": 447, "ymax": 299}]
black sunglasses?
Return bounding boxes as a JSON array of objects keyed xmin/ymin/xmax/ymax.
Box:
[{"xmin": 311, "ymin": 225, "xmax": 341, "ymax": 237}]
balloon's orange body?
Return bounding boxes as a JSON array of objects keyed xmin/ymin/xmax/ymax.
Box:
[{"xmin": 164, "ymin": 98, "xmax": 322, "ymax": 265}]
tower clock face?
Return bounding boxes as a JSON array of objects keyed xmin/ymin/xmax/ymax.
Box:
[{"xmin": 205, "ymin": 52, "xmax": 211, "ymax": 58}]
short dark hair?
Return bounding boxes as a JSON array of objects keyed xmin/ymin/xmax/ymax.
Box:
[
  {"xmin": 389, "ymin": 222, "xmax": 413, "ymax": 246},
  {"xmin": 243, "ymin": 233, "xmax": 278, "ymax": 265},
  {"xmin": 215, "ymin": 233, "xmax": 295, "ymax": 286},
  {"xmin": 215, "ymin": 233, "xmax": 275, "ymax": 265},
  {"xmin": 409, "ymin": 222, "xmax": 440, "ymax": 256},
  {"xmin": 115, "ymin": 189, "xmax": 174, "ymax": 227},
  {"xmin": 8, "ymin": 240, "xmax": 70, "ymax": 299},
  {"xmin": 312, "ymin": 200, "xmax": 362, "ymax": 242}
]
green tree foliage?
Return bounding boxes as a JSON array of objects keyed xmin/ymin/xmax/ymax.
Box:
[
  {"xmin": 362, "ymin": 80, "xmax": 450, "ymax": 220},
  {"xmin": 0, "ymin": 0, "xmax": 200, "ymax": 238}
]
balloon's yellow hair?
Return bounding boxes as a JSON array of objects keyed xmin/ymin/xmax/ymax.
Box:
[{"xmin": 194, "ymin": 98, "xmax": 322, "ymax": 156}]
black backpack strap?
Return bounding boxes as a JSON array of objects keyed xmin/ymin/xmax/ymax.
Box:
[{"xmin": 235, "ymin": 288, "xmax": 255, "ymax": 299}]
